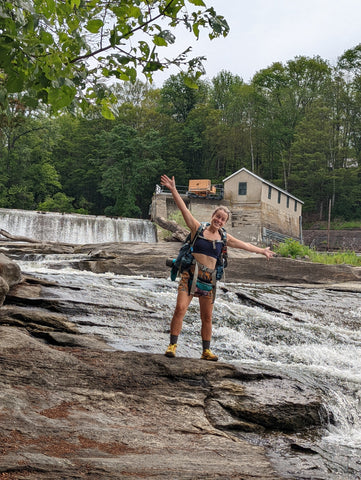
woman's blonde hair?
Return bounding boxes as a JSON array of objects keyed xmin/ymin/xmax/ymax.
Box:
[{"xmin": 212, "ymin": 206, "xmax": 230, "ymax": 221}]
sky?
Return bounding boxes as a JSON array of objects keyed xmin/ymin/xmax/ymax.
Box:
[{"xmin": 151, "ymin": 0, "xmax": 361, "ymax": 86}]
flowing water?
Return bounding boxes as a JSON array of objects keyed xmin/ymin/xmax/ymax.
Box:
[
  {"xmin": 0, "ymin": 208, "xmax": 157, "ymax": 244},
  {"xmin": 15, "ymin": 252, "xmax": 361, "ymax": 479}
]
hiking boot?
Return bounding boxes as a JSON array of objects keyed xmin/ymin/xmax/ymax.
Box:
[
  {"xmin": 200, "ymin": 349, "xmax": 218, "ymax": 361},
  {"xmin": 165, "ymin": 343, "xmax": 177, "ymax": 358}
]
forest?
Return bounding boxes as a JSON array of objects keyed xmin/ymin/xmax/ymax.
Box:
[{"xmin": 1, "ymin": 52, "xmax": 361, "ymax": 223}]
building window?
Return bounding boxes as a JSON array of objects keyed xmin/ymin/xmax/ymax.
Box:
[
  {"xmin": 268, "ymin": 186, "xmax": 272, "ymax": 199},
  {"xmin": 238, "ymin": 182, "xmax": 247, "ymax": 195},
  {"xmin": 278, "ymin": 191, "xmax": 281, "ymax": 204},
  {"xmin": 287, "ymin": 196, "xmax": 290, "ymax": 208},
  {"xmin": 294, "ymin": 200, "xmax": 297, "ymax": 212}
]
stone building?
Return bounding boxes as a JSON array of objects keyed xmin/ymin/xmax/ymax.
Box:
[
  {"xmin": 223, "ymin": 168, "xmax": 303, "ymax": 244},
  {"xmin": 151, "ymin": 168, "xmax": 303, "ymax": 245}
]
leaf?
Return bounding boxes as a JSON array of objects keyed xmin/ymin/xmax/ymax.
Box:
[
  {"xmin": 188, "ymin": 0, "xmax": 206, "ymax": 5},
  {"xmin": 160, "ymin": 30, "xmax": 175, "ymax": 45},
  {"xmin": 47, "ymin": 84, "xmax": 77, "ymax": 109},
  {"xmin": 126, "ymin": 67, "xmax": 137, "ymax": 82},
  {"xmin": 128, "ymin": 6, "xmax": 141, "ymax": 18},
  {"xmin": 86, "ymin": 19, "xmax": 104, "ymax": 34},
  {"xmin": 110, "ymin": 29, "xmax": 119, "ymax": 47},
  {"xmin": 192, "ymin": 23, "xmax": 200, "ymax": 38},
  {"xmin": 153, "ymin": 35, "xmax": 167, "ymax": 47},
  {"xmin": 208, "ymin": 15, "xmax": 230, "ymax": 38},
  {"xmin": 183, "ymin": 76, "xmax": 199, "ymax": 89},
  {"xmin": 101, "ymin": 103, "xmax": 116, "ymax": 120},
  {"xmin": 6, "ymin": 71, "xmax": 25, "ymax": 93},
  {"xmin": 115, "ymin": 55, "xmax": 132, "ymax": 65},
  {"xmin": 39, "ymin": 30, "xmax": 54, "ymax": 45},
  {"xmin": 143, "ymin": 61, "xmax": 162, "ymax": 73},
  {"xmin": 41, "ymin": 0, "xmax": 56, "ymax": 18},
  {"xmin": 66, "ymin": 14, "xmax": 80, "ymax": 31},
  {"xmin": 138, "ymin": 41, "xmax": 150, "ymax": 57}
]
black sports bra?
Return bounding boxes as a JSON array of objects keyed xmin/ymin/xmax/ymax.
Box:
[{"xmin": 192, "ymin": 235, "xmax": 223, "ymax": 260}]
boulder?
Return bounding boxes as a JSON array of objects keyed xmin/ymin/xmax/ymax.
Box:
[
  {"xmin": 0, "ymin": 326, "xmax": 329, "ymax": 480},
  {"xmin": 0, "ymin": 252, "xmax": 22, "ymax": 305}
]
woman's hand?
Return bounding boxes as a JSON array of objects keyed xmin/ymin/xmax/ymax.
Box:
[
  {"xmin": 160, "ymin": 173, "xmax": 199, "ymax": 232},
  {"xmin": 263, "ymin": 247, "xmax": 275, "ymax": 260},
  {"xmin": 160, "ymin": 174, "xmax": 176, "ymax": 192}
]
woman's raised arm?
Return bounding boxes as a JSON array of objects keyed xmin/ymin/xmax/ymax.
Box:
[{"xmin": 160, "ymin": 175, "xmax": 199, "ymax": 232}]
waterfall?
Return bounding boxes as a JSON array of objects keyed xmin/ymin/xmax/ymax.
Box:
[{"xmin": 0, "ymin": 208, "xmax": 157, "ymax": 244}]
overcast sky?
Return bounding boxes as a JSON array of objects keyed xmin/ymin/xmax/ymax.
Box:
[{"xmin": 152, "ymin": 0, "xmax": 361, "ymax": 86}]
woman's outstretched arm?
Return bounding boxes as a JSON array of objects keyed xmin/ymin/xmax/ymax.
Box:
[{"xmin": 227, "ymin": 234, "xmax": 275, "ymax": 260}]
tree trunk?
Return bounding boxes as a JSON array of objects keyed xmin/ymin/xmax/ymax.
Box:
[
  {"xmin": 0, "ymin": 229, "xmax": 41, "ymax": 243},
  {"xmin": 153, "ymin": 217, "xmax": 189, "ymax": 242}
]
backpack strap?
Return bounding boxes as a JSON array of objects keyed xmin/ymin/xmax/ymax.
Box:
[{"xmin": 189, "ymin": 222, "xmax": 208, "ymax": 252}]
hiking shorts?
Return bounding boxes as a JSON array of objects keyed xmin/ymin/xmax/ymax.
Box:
[{"xmin": 178, "ymin": 263, "xmax": 215, "ymax": 300}]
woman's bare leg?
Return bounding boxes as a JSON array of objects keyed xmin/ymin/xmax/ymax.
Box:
[
  {"xmin": 169, "ymin": 290, "xmax": 193, "ymax": 336},
  {"xmin": 199, "ymin": 296, "xmax": 214, "ymax": 341}
]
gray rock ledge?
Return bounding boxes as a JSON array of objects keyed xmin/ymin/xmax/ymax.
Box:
[{"xmin": 0, "ymin": 326, "xmax": 330, "ymax": 480}]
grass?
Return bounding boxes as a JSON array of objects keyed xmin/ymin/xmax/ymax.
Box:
[{"xmin": 275, "ymin": 238, "xmax": 361, "ymax": 266}]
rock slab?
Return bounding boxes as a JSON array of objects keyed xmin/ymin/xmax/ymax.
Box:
[{"xmin": 0, "ymin": 325, "xmax": 330, "ymax": 480}]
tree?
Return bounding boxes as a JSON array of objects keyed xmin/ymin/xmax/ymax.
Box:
[
  {"xmin": 51, "ymin": 113, "xmax": 111, "ymax": 214},
  {"xmin": 38, "ymin": 192, "xmax": 78, "ymax": 213},
  {"xmin": 252, "ymin": 56, "xmax": 331, "ymax": 185},
  {"xmin": 289, "ymin": 101, "xmax": 333, "ymax": 217},
  {"xmin": 159, "ymin": 73, "xmax": 210, "ymax": 122},
  {"xmin": 0, "ymin": 0, "xmax": 229, "ymax": 115},
  {"xmin": 0, "ymin": 101, "xmax": 64, "ymax": 209},
  {"xmin": 338, "ymin": 43, "xmax": 361, "ymax": 75},
  {"xmin": 337, "ymin": 45, "xmax": 361, "ymax": 165},
  {"xmin": 210, "ymin": 70, "xmax": 243, "ymax": 114},
  {"xmin": 97, "ymin": 123, "xmax": 165, "ymax": 217}
]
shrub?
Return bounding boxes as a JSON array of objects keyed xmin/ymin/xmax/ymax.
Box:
[
  {"xmin": 275, "ymin": 238, "xmax": 311, "ymax": 258},
  {"xmin": 275, "ymin": 239, "xmax": 361, "ymax": 266}
]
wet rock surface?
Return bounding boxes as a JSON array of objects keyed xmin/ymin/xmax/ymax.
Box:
[
  {"xmin": 74, "ymin": 242, "xmax": 361, "ymax": 287},
  {"xmin": 0, "ymin": 324, "xmax": 329, "ymax": 480},
  {"xmin": 2, "ymin": 240, "xmax": 361, "ymax": 287}
]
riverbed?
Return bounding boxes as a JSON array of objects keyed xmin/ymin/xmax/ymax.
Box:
[{"xmin": 15, "ymin": 253, "xmax": 361, "ymax": 479}]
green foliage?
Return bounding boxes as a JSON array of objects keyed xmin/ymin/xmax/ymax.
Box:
[
  {"xmin": 0, "ymin": 0, "xmax": 229, "ymax": 113},
  {"xmin": 305, "ymin": 219, "xmax": 361, "ymax": 230},
  {"xmin": 275, "ymin": 238, "xmax": 311, "ymax": 258},
  {"xmin": 310, "ymin": 250, "xmax": 361, "ymax": 266},
  {"xmin": 159, "ymin": 73, "xmax": 210, "ymax": 122},
  {"xmin": 38, "ymin": 192, "xmax": 76, "ymax": 213},
  {"xmin": 275, "ymin": 239, "xmax": 361, "ymax": 266},
  {"xmin": 338, "ymin": 44, "xmax": 361, "ymax": 74},
  {"xmin": 97, "ymin": 123, "xmax": 165, "ymax": 217},
  {"xmin": 333, "ymin": 220, "xmax": 361, "ymax": 229},
  {"xmin": 1, "ymin": 42, "xmax": 361, "ymax": 223}
]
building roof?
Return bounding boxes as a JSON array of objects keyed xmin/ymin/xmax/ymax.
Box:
[{"xmin": 223, "ymin": 168, "xmax": 304, "ymax": 204}]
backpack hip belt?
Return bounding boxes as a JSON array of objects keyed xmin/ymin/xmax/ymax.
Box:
[{"xmin": 189, "ymin": 261, "xmax": 217, "ymax": 297}]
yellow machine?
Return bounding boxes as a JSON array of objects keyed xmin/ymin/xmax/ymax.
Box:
[{"xmin": 187, "ymin": 179, "xmax": 217, "ymax": 198}]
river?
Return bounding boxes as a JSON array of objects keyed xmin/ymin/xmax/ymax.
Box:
[{"xmin": 16, "ymin": 252, "xmax": 361, "ymax": 479}]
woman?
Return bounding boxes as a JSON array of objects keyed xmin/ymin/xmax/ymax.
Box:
[{"xmin": 161, "ymin": 174, "xmax": 275, "ymax": 361}]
